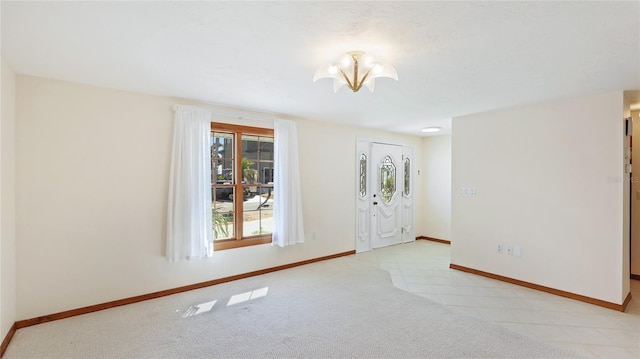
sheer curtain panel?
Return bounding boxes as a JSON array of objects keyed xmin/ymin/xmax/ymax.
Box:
[
  {"xmin": 166, "ymin": 105, "xmax": 213, "ymax": 261},
  {"xmin": 273, "ymin": 119, "xmax": 305, "ymax": 247}
]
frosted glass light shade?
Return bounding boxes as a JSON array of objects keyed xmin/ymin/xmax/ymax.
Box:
[{"xmin": 313, "ymin": 51, "xmax": 398, "ymax": 93}]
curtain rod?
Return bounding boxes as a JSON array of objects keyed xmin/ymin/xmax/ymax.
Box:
[
  {"xmin": 210, "ymin": 111, "xmax": 275, "ymax": 123},
  {"xmin": 173, "ymin": 104, "xmax": 275, "ymax": 123}
]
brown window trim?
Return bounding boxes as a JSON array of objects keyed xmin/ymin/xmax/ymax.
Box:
[
  {"xmin": 212, "ymin": 122, "xmax": 273, "ymax": 136},
  {"xmin": 214, "ymin": 235, "xmax": 273, "ymax": 251},
  {"xmin": 211, "ymin": 122, "xmax": 274, "ymax": 251}
]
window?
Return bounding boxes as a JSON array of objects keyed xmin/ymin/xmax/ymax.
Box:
[{"xmin": 210, "ymin": 123, "xmax": 275, "ymax": 250}]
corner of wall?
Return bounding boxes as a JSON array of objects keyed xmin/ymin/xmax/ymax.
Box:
[
  {"xmin": 631, "ymin": 110, "xmax": 640, "ymax": 279},
  {"xmin": 0, "ymin": 57, "xmax": 18, "ymax": 344},
  {"xmin": 420, "ymin": 135, "xmax": 452, "ymax": 241}
]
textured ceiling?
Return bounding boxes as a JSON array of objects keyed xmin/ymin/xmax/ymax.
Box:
[{"xmin": 2, "ymin": 1, "xmax": 639, "ymax": 136}]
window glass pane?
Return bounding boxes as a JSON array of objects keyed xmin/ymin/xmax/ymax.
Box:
[
  {"xmin": 212, "ymin": 132, "xmax": 234, "ymax": 158},
  {"xmin": 214, "ymin": 159, "xmax": 234, "ymax": 181},
  {"xmin": 258, "ymin": 162, "xmax": 274, "ymax": 184},
  {"xmin": 242, "ymin": 135, "xmax": 259, "ymax": 160},
  {"xmin": 241, "ymin": 158, "xmax": 258, "ymax": 184},
  {"xmin": 212, "ymin": 188, "xmax": 235, "ymax": 240},
  {"xmin": 212, "ymin": 132, "xmax": 234, "ymax": 181},
  {"xmin": 260, "ymin": 137, "xmax": 274, "ymax": 161},
  {"xmin": 242, "ymin": 186, "xmax": 274, "ymax": 237}
]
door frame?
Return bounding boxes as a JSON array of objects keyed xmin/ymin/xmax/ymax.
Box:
[{"xmin": 356, "ymin": 139, "xmax": 415, "ymax": 253}]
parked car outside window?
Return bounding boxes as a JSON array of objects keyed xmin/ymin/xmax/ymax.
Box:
[{"xmin": 213, "ymin": 181, "xmax": 252, "ymax": 201}]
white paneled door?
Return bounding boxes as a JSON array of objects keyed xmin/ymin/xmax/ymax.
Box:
[
  {"xmin": 371, "ymin": 143, "xmax": 403, "ymax": 248},
  {"xmin": 356, "ymin": 141, "xmax": 414, "ymax": 252}
]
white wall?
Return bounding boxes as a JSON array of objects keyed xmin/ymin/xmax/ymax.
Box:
[
  {"xmin": 1, "ymin": 58, "xmax": 17, "ymax": 339},
  {"xmin": 15, "ymin": 75, "xmax": 423, "ymax": 319},
  {"xmin": 451, "ymin": 92, "xmax": 629, "ymax": 305},
  {"xmin": 419, "ymin": 135, "xmax": 451, "ymax": 240}
]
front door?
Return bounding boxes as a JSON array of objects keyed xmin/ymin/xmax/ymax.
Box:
[{"xmin": 371, "ymin": 143, "xmax": 403, "ymax": 248}]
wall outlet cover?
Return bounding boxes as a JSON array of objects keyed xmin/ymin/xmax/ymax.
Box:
[
  {"xmin": 506, "ymin": 245, "xmax": 513, "ymax": 255},
  {"xmin": 513, "ymin": 245, "xmax": 522, "ymax": 257}
]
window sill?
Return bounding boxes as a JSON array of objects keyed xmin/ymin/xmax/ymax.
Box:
[{"xmin": 214, "ymin": 235, "xmax": 272, "ymax": 251}]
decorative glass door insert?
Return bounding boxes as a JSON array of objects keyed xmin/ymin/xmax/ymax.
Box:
[
  {"xmin": 403, "ymin": 157, "xmax": 410, "ymax": 197},
  {"xmin": 359, "ymin": 154, "xmax": 367, "ymax": 198},
  {"xmin": 379, "ymin": 155, "xmax": 396, "ymax": 203}
]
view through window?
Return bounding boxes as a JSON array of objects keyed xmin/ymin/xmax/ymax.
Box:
[{"xmin": 211, "ymin": 123, "xmax": 274, "ymax": 250}]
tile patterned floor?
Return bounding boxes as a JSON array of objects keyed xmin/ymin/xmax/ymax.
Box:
[{"xmin": 353, "ymin": 240, "xmax": 640, "ymax": 359}]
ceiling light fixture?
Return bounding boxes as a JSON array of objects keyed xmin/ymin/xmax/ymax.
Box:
[
  {"xmin": 313, "ymin": 51, "xmax": 398, "ymax": 93},
  {"xmin": 421, "ymin": 127, "xmax": 441, "ymax": 133}
]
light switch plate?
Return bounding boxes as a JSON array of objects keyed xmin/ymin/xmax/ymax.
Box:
[{"xmin": 513, "ymin": 245, "xmax": 521, "ymax": 257}]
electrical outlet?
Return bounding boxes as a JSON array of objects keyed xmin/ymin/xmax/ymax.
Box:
[
  {"xmin": 497, "ymin": 244, "xmax": 503, "ymax": 254},
  {"xmin": 461, "ymin": 187, "xmax": 477, "ymax": 197},
  {"xmin": 506, "ymin": 245, "xmax": 513, "ymax": 255}
]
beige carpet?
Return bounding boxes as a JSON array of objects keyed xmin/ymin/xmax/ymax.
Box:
[{"xmin": 5, "ymin": 255, "xmax": 580, "ymax": 358}]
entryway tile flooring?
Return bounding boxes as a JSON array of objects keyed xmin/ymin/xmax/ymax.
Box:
[{"xmin": 354, "ymin": 240, "xmax": 640, "ymax": 359}]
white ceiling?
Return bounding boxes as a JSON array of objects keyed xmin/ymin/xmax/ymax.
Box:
[{"xmin": 2, "ymin": 1, "xmax": 639, "ymax": 136}]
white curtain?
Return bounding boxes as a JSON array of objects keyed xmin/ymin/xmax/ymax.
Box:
[
  {"xmin": 273, "ymin": 119, "xmax": 305, "ymax": 247},
  {"xmin": 166, "ymin": 105, "xmax": 213, "ymax": 261}
]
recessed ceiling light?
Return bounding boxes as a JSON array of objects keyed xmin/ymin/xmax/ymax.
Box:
[{"xmin": 421, "ymin": 127, "xmax": 441, "ymax": 133}]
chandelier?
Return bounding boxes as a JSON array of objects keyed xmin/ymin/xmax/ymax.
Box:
[{"xmin": 313, "ymin": 51, "xmax": 398, "ymax": 93}]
